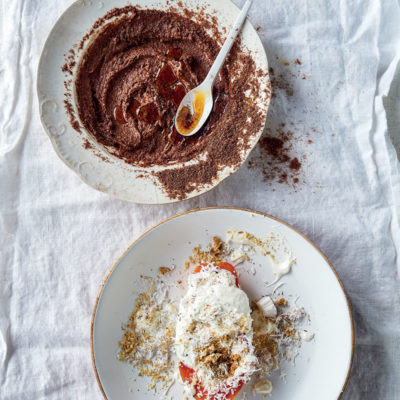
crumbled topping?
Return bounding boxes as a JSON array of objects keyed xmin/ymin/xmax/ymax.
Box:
[
  {"xmin": 252, "ymin": 299, "xmax": 308, "ymax": 381},
  {"xmin": 118, "ymin": 278, "xmax": 177, "ymax": 389},
  {"xmin": 276, "ymin": 297, "xmax": 287, "ymax": 306},
  {"xmin": 225, "ymin": 230, "xmax": 296, "ymax": 285},
  {"xmin": 159, "ymin": 266, "xmax": 173, "ymax": 275},
  {"xmin": 196, "ymin": 336, "xmax": 242, "ymax": 379},
  {"xmin": 184, "ymin": 236, "xmax": 225, "ymax": 269}
]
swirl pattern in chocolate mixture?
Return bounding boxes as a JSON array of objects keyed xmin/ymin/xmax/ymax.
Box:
[{"xmin": 75, "ymin": 7, "xmax": 264, "ymax": 173}]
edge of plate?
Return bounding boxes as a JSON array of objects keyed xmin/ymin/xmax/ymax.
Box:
[{"xmin": 90, "ymin": 206, "xmax": 355, "ymax": 400}]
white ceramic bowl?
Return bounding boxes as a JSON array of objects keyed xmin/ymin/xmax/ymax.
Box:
[
  {"xmin": 37, "ymin": 0, "xmax": 270, "ymax": 203},
  {"xmin": 91, "ymin": 207, "xmax": 354, "ymax": 400}
]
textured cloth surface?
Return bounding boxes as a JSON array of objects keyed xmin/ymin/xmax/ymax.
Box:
[{"xmin": 1, "ymin": 0, "xmax": 400, "ymax": 399}]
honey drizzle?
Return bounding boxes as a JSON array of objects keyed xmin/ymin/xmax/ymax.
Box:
[
  {"xmin": 176, "ymin": 90, "xmax": 206, "ymax": 135},
  {"xmin": 112, "ymin": 46, "xmax": 228, "ymax": 145}
]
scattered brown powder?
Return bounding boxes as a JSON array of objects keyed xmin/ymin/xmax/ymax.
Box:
[
  {"xmin": 270, "ymin": 72, "xmax": 294, "ymax": 97},
  {"xmin": 289, "ymin": 157, "xmax": 301, "ymax": 171},
  {"xmin": 63, "ymin": 99, "xmax": 81, "ymax": 132},
  {"xmin": 83, "ymin": 139, "xmax": 92, "ymax": 149},
  {"xmin": 247, "ymin": 129, "xmax": 303, "ymax": 186},
  {"xmin": 154, "ymin": 160, "xmax": 217, "ymax": 202},
  {"xmin": 246, "ymin": 55, "xmax": 318, "ymax": 189}
]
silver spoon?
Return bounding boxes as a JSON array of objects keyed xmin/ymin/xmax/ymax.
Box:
[{"xmin": 175, "ymin": 0, "xmax": 253, "ymax": 136}]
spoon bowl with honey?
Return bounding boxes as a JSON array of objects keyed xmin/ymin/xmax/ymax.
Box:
[{"xmin": 175, "ymin": 0, "xmax": 253, "ymax": 137}]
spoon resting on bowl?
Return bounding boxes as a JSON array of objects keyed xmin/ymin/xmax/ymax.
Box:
[{"xmin": 175, "ymin": 0, "xmax": 253, "ymax": 137}]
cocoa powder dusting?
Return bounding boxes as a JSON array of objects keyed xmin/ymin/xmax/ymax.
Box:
[
  {"xmin": 270, "ymin": 73, "xmax": 294, "ymax": 97},
  {"xmin": 63, "ymin": 99, "xmax": 81, "ymax": 132},
  {"xmin": 246, "ymin": 54, "xmax": 316, "ymax": 189},
  {"xmin": 63, "ymin": 5, "xmax": 267, "ymax": 201},
  {"xmin": 248, "ymin": 129, "xmax": 303, "ymax": 186},
  {"xmin": 155, "ymin": 99, "xmax": 263, "ymax": 200},
  {"xmin": 156, "ymin": 161, "xmax": 215, "ymax": 201},
  {"xmin": 289, "ymin": 157, "xmax": 301, "ymax": 171},
  {"xmin": 83, "ymin": 139, "xmax": 92, "ymax": 149}
]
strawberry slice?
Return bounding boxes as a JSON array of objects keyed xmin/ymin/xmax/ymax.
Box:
[
  {"xmin": 179, "ymin": 362, "xmax": 244, "ymax": 400},
  {"xmin": 193, "ymin": 262, "xmax": 239, "ymax": 287}
]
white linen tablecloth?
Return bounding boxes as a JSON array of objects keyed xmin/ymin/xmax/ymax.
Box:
[{"xmin": 1, "ymin": 0, "xmax": 400, "ymax": 398}]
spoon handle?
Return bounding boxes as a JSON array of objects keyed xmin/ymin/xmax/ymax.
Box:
[{"xmin": 205, "ymin": 0, "xmax": 253, "ymax": 84}]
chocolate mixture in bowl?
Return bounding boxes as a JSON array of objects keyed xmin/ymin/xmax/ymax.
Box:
[{"xmin": 71, "ymin": 6, "xmax": 269, "ymax": 199}]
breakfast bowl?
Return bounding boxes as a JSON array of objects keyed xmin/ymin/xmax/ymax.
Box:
[{"xmin": 37, "ymin": 0, "xmax": 270, "ymax": 203}]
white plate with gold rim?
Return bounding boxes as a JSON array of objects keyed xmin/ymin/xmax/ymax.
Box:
[
  {"xmin": 37, "ymin": 0, "xmax": 270, "ymax": 204},
  {"xmin": 91, "ymin": 207, "xmax": 354, "ymax": 400}
]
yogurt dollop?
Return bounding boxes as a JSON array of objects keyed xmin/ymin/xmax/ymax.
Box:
[{"xmin": 175, "ymin": 264, "xmax": 257, "ymax": 398}]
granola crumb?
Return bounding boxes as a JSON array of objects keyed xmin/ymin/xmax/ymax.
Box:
[
  {"xmin": 186, "ymin": 236, "xmax": 226, "ymax": 266},
  {"xmin": 159, "ymin": 266, "xmax": 172, "ymax": 275},
  {"xmin": 118, "ymin": 278, "xmax": 176, "ymax": 388},
  {"xmin": 276, "ymin": 298, "xmax": 287, "ymax": 306}
]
